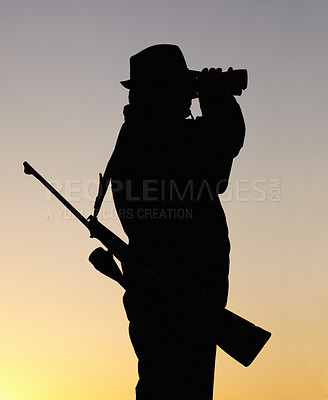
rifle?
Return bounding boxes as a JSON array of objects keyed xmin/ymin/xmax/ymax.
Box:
[{"xmin": 23, "ymin": 161, "xmax": 271, "ymax": 367}]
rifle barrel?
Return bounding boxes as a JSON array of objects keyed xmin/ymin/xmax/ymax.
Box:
[{"xmin": 23, "ymin": 161, "xmax": 89, "ymax": 229}]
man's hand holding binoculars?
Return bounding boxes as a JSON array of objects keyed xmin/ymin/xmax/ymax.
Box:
[{"xmin": 197, "ymin": 67, "xmax": 234, "ymax": 116}]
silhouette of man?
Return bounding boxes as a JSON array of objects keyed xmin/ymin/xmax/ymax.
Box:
[{"xmin": 100, "ymin": 44, "xmax": 245, "ymax": 399}]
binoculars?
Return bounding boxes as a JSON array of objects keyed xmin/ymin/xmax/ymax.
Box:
[{"xmin": 192, "ymin": 68, "xmax": 248, "ymax": 96}]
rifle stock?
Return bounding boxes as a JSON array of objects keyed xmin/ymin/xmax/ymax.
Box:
[{"xmin": 24, "ymin": 161, "xmax": 271, "ymax": 366}]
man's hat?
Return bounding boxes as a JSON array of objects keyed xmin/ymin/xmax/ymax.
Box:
[{"xmin": 120, "ymin": 44, "xmax": 198, "ymax": 89}]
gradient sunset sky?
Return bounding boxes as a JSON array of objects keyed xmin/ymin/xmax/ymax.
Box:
[{"xmin": 1, "ymin": 1, "xmax": 328, "ymax": 399}]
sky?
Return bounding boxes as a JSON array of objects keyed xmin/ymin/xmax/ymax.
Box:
[{"xmin": 1, "ymin": 0, "xmax": 328, "ymax": 399}]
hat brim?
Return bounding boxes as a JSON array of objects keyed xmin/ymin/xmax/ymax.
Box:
[
  {"xmin": 120, "ymin": 79, "xmax": 131, "ymax": 89},
  {"xmin": 120, "ymin": 70, "xmax": 200, "ymax": 90}
]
